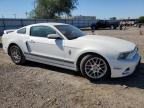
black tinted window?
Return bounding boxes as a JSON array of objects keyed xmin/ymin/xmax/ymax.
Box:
[
  {"xmin": 55, "ymin": 25, "xmax": 85, "ymax": 40},
  {"xmin": 30, "ymin": 26, "xmax": 56, "ymax": 37},
  {"xmin": 17, "ymin": 28, "xmax": 26, "ymax": 34}
]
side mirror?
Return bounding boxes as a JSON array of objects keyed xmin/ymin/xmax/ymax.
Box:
[{"xmin": 47, "ymin": 34, "xmax": 62, "ymax": 39}]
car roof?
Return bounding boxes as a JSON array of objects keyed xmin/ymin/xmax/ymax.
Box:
[{"xmin": 27, "ymin": 23, "xmax": 68, "ymax": 27}]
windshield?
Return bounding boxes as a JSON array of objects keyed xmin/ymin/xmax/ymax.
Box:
[{"xmin": 55, "ymin": 25, "xmax": 85, "ymax": 40}]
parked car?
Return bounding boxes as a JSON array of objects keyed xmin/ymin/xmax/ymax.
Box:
[
  {"xmin": 91, "ymin": 20, "xmax": 120, "ymax": 30},
  {"xmin": 0, "ymin": 30, "xmax": 4, "ymax": 36},
  {"xmin": 2, "ymin": 23, "xmax": 141, "ymax": 81}
]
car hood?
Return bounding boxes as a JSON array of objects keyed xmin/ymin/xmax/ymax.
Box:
[{"xmin": 77, "ymin": 35, "xmax": 136, "ymax": 52}]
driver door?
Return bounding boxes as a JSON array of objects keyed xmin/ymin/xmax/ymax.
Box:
[{"xmin": 27, "ymin": 25, "xmax": 65, "ymax": 61}]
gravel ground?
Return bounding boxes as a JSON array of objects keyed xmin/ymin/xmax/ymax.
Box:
[{"xmin": 0, "ymin": 27, "xmax": 144, "ymax": 108}]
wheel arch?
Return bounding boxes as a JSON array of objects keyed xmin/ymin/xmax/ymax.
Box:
[
  {"xmin": 8, "ymin": 43, "xmax": 20, "ymax": 55},
  {"xmin": 76, "ymin": 52, "xmax": 111, "ymax": 73}
]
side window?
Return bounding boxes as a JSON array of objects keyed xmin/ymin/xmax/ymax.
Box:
[
  {"xmin": 17, "ymin": 28, "xmax": 26, "ymax": 34},
  {"xmin": 30, "ymin": 26, "xmax": 56, "ymax": 37}
]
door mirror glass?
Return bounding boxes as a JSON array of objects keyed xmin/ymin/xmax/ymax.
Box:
[{"xmin": 47, "ymin": 34, "xmax": 62, "ymax": 39}]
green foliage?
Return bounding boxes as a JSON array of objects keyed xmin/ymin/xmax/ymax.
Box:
[
  {"xmin": 30, "ymin": 0, "xmax": 78, "ymax": 19},
  {"xmin": 139, "ymin": 16, "xmax": 144, "ymax": 23}
]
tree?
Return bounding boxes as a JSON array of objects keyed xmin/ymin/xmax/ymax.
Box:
[
  {"xmin": 139, "ymin": 16, "xmax": 144, "ymax": 23},
  {"xmin": 30, "ymin": 0, "xmax": 78, "ymax": 19}
]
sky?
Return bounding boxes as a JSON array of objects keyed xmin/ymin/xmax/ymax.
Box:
[{"xmin": 0, "ymin": 0, "xmax": 143, "ymax": 19}]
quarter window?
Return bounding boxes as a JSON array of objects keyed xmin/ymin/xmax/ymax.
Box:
[
  {"xmin": 17, "ymin": 28, "xmax": 26, "ymax": 34},
  {"xmin": 30, "ymin": 26, "xmax": 56, "ymax": 37}
]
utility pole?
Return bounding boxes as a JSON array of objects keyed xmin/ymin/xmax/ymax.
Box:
[
  {"xmin": 13, "ymin": 14, "xmax": 16, "ymax": 19},
  {"xmin": 34, "ymin": 0, "xmax": 36, "ymax": 19},
  {"xmin": 25, "ymin": 12, "xmax": 28, "ymax": 18},
  {"xmin": 34, "ymin": 0, "xmax": 36, "ymax": 10},
  {"xmin": 1, "ymin": 14, "xmax": 4, "ymax": 18}
]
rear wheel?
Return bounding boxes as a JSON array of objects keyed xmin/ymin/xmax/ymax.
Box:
[
  {"xmin": 110, "ymin": 25, "xmax": 114, "ymax": 30},
  {"xmin": 80, "ymin": 55, "xmax": 110, "ymax": 81},
  {"xmin": 9, "ymin": 45, "xmax": 26, "ymax": 65}
]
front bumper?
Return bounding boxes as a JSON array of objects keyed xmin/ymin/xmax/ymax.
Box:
[{"xmin": 110, "ymin": 53, "xmax": 141, "ymax": 78}]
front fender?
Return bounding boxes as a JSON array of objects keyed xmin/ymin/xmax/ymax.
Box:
[{"xmin": 74, "ymin": 48, "xmax": 114, "ymax": 72}]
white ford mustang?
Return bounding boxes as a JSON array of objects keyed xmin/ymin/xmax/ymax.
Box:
[{"xmin": 2, "ymin": 23, "xmax": 141, "ymax": 80}]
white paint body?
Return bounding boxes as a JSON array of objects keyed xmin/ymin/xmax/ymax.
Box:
[{"xmin": 2, "ymin": 23, "xmax": 141, "ymax": 78}]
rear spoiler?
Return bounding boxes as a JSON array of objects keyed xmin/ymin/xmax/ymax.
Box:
[{"xmin": 4, "ymin": 29, "xmax": 16, "ymax": 34}]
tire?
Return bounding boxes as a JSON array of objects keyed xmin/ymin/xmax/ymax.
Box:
[
  {"xmin": 9, "ymin": 45, "xmax": 26, "ymax": 65},
  {"xmin": 114, "ymin": 26, "xmax": 117, "ymax": 29},
  {"xmin": 91, "ymin": 25, "xmax": 96, "ymax": 30},
  {"xmin": 80, "ymin": 54, "xmax": 110, "ymax": 81},
  {"xmin": 110, "ymin": 25, "xmax": 114, "ymax": 30}
]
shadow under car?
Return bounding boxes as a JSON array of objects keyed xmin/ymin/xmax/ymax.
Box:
[{"xmin": 24, "ymin": 61, "xmax": 144, "ymax": 89}]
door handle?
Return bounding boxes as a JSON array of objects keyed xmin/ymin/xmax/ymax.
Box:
[{"xmin": 30, "ymin": 40, "xmax": 36, "ymax": 43}]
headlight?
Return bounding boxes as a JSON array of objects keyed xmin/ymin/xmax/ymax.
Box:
[
  {"xmin": 118, "ymin": 47, "xmax": 138, "ymax": 60},
  {"xmin": 118, "ymin": 52, "xmax": 131, "ymax": 60}
]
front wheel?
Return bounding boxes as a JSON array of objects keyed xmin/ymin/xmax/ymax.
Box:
[
  {"xmin": 9, "ymin": 45, "xmax": 26, "ymax": 65},
  {"xmin": 91, "ymin": 25, "xmax": 96, "ymax": 30},
  {"xmin": 110, "ymin": 25, "xmax": 114, "ymax": 30},
  {"xmin": 80, "ymin": 55, "xmax": 110, "ymax": 81}
]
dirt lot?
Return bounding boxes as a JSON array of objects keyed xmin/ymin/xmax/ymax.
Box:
[{"xmin": 0, "ymin": 27, "xmax": 144, "ymax": 108}]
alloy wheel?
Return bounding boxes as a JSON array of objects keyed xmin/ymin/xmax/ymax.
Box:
[
  {"xmin": 10, "ymin": 46, "xmax": 22, "ymax": 63},
  {"xmin": 84, "ymin": 57, "xmax": 107, "ymax": 79}
]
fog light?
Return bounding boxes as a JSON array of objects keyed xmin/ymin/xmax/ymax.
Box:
[
  {"xmin": 125, "ymin": 68, "xmax": 130, "ymax": 71},
  {"xmin": 122, "ymin": 68, "xmax": 130, "ymax": 75}
]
